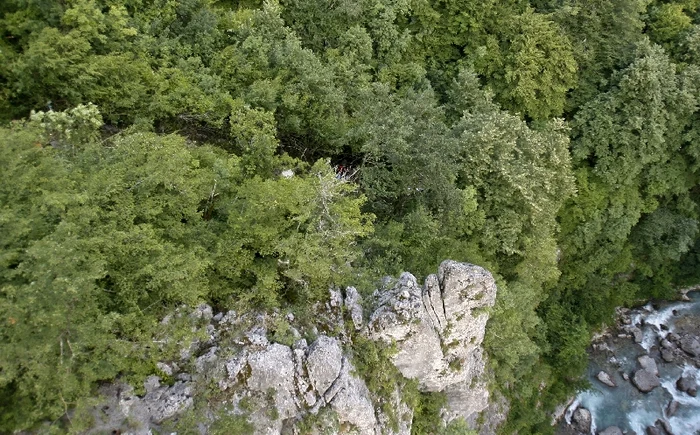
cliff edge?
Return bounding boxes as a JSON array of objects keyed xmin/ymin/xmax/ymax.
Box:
[{"xmin": 87, "ymin": 260, "xmax": 503, "ymax": 434}]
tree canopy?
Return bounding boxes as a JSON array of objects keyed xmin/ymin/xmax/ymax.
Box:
[{"xmin": 1, "ymin": 0, "xmax": 700, "ymax": 433}]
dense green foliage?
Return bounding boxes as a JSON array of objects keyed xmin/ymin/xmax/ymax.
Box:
[{"xmin": 1, "ymin": 0, "xmax": 699, "ymax": 433}]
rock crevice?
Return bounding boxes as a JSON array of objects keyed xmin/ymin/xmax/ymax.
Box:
[{"xmin": 89, "ymin": 260, "xmax": 500, "ymax": 434}]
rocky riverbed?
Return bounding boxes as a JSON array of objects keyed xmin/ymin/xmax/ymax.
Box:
[{"xmin": 558, "ymin": 292, "xmax": 700, "ymax": 435}]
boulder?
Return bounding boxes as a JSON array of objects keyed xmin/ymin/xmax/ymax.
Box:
[
  {"xmin": 638, "ymin": 355, "xmax": 659, "ymax": 376},
  {"xmin": 676, "ymin": 374, "xmax": 697, "ymax": 397},
  {"xmin": 190, "ymin": 303, "xmax": 213, "ymax": 321},
  {"xmin": 680, "ymin": 335, "xmax": 700, "ymax": 357},
  {"xmin": 630, "ymin": 326, "xmax": 644, "ymax": 343},
  {"xmin": 661, "ymin": 419, "xmax": 674, "ymax": 435},
  {"xmin": 156, "ymin": 362, "xmax": 174, "ymax": 377},
  {"xmin": 633, "ymin": 368, "xmax": 660, "ymax": 392},
  {"xmin": 661, "ymin": 349, "xmax": 675, "ymax": 363},
  {"xmin": 194, "ymin": 346, "xmax": 218, "ymax": 374},
  {"xmin": 647, "ymin": 419, "xmax": 673, "ymax": 435},
  {"xmin": 572, "ymin": 407, "xmax": 592, "ymax": 434},
  {"xmin": 660, "ymin": 339, "xmax": 674, "ymax": 349},
  {"xmin": 666, "ymin": 400, "xmax": 679, "ymax": 417},
  {"xmin": 598, "ymin": 426, "xmax": 623, "ymax": 435},
  {"xmin": 597, "ymin": 370, "xmax": 616, "ymax": 388}
]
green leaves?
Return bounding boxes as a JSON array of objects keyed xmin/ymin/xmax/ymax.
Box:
[
  {"xmin": 0, "ymin": 106, "xmax": 373, "ymax": 430},
  {"xmin": 474, "ymin": 8, "xmax": 578, "ymax": 120}
]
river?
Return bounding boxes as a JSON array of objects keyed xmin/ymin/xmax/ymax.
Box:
[{"xmin": 558, "ymin": 292, "xmax": 700, "ymax": 434}]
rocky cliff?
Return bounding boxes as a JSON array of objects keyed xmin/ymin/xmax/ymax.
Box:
[{"xmin": 87, "ymin": 260, "xmax": 503, "ymax": 434}]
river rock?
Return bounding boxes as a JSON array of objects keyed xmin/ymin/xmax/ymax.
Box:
[
  {"xmin": 647, "ymin": 419, "xmax": 673, "ymax": 435},
  {"xmin": 661, "ymin": 419, "xmax": 674, "ymax": 435},
  {"xmin": 598, "ymin": 426, "xmax": 623, "ymax": 435},
  {"xmin": 638, "ymin": 355, "xmax": 659, "ymax": 375},
  {"xmin": 572, "ymin": 407, "xmax": 592, "ymax": 433},
  {"xmin": 630, "ymin": 326, "xmax": 644, "ymax": 343},
  {"xmin": 680, "ymin": 335, "xmax": 700, "ymax": 357},
  {"xmin": 661, "ymin": 349, "xmax": 675, "ymax": 363},
  {"xmin": 666, "ymin": 400, "xmax": 679, "ymax": 417},
  {"xmin": 633, "ymin": 368, "xmax": 660, "ymax": 392},
  {"xmin": 676, "ymin": 373, "xmax": 697, "ymax": 396},
  {"xmin": 597, "ymin": 370, "xmax": 617, "ymax": 387},
  {"xmin": 661, "ymin": 339, "xmax": 674, "ymax": 349}
]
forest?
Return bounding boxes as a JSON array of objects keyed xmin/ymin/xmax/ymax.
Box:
[{"xmin": 1, "ymin": 0, "xmax": 699, "ymax": 433}]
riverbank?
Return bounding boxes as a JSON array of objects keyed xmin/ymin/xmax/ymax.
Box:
[{"xmin": 557, "ymin": 292, "xmax": 700, "ymax": 434}]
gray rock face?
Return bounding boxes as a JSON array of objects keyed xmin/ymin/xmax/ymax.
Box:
[
  {"xmin": 247, "ymin": 343, "xmax": 298, "ymax": 420},
  {"xmin": 572, "ymin": 407, "xmax": 592, "ymax": 433},
  {"xmin": 90, "ymin": 379, "xmax": 194, "ymax": 434},
  {"xmin": 633, "ymin": 368, "xmax": 661, "ymax": 393},
  {"xmin": 369, "ymin": 272, "xmax": 445, "ymax": 387},
  {"xmin": 326, "ymin": 358, "xmax": 378, "ymax": 433},
  {"xmin": 306, "ymin": 335, "xmax": 343, "ymax": 395},
  {"xmin": 479, "ymin": 392, "xmax": 510, "ymax": 435},
  {"xmin": 86, "ymin": 261, "xmax": 501, "ymax": 435},
  {"xmin": 368, "ymin": 260, "xmax": 497, "ymax": 425},
  {"xmin": 144, "ymin": 381, "xmax": 193, "ymax": 423},
  {"xmin": 597, "ymin": 370, "xmax": 616, "ymax": 388},
  {"xmin": 344, "ymin": 286, "xmax": 364, "ymax": 331},
  {"xmin": 599, "ymin": 426, "xmax": 623, "ymax": 435}
]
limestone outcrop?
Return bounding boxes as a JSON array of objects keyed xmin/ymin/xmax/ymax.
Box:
[
  {"xmin": 368, "ymin": 260, "xmax": 497, "ymax": 425},
  {"xmin": 87, "ymin": 260, "xmax": 500, "ymax": 435}
]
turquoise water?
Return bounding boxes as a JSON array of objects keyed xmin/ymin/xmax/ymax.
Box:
[{"xmin": 565, "ymin": 292, "xmax": 700, "ymax": 434}]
